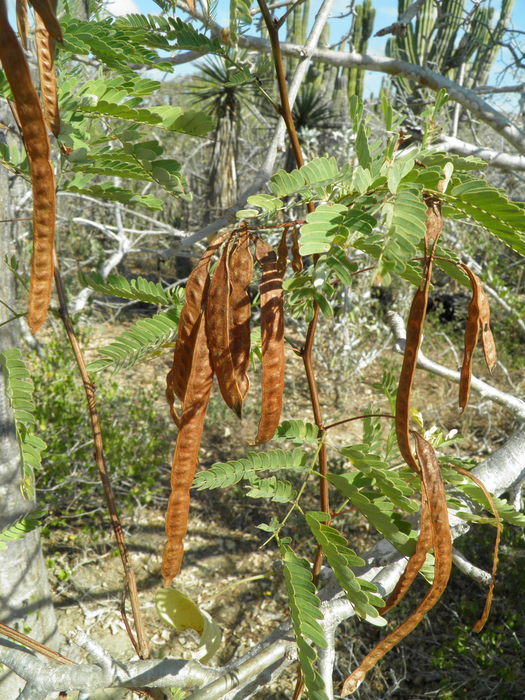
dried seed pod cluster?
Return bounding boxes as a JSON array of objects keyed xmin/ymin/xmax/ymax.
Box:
[
  {"xmin": 344, "ymin": 197, "xmax": 499, "ymax": 694},
  {"xmin": 0, "ymin": 0, "xmax": 61, "ymax": 332},
  {"xmin": 163, "ymin": 227, "xmax": 285, "ymax": 584}
]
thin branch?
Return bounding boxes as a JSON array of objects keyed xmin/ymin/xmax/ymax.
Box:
[
  {"xmin": 385, "ymin": 311, "xmax": 525, "ymax": 422},
  {"xmin": 53, "ymin": 254, "xmax": 150, "ymax": 660},
  {"xmin": 436, "ymin": 135, "xmax": 525, "ymax": 171}
]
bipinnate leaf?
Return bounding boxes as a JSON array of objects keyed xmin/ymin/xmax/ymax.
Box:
[
  {"xmin": 162, "ymin": 314, "xmax": 214, "ymax": 584},
  {"xmin": 193, "ymin": 447, "xmax": 306, "ymax": 490},
  {"xmin": 276, "ymin": 419, "xmax": 319, "ymax": 444},
  {"xmin": 341, "ymin": 435, "xmax": 452, "ymax": 696},
  {"xmin": 1, "ymin": 349, "xmax": 46, "ymax": 499},
  {"xmin": 269, "ymin": 156, "xmax": 339, "ymax": 197},
  {"xmin": 280, "ymin": 543, "xmax": 329, "ymax": 700},
  {"xmin": 88, "ymin": 308, "xmax": 181, "ymax": 374},
  {"xmin": 81, "ymin": 271, "xmax": 180, "ymax": 306},
  {"xmin": 299, "ymin": 203, "xmax": 348, "ymax": 255},
  {"xmin": 306, "ymin": 512, "xmax": 386, "ymax": 625},
  {"xmin": 253, "ymin": 238, "xmax": 285, "ymax": 444}
]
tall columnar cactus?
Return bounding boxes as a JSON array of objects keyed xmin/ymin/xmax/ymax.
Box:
[
  {"xmin": 386, "ymin": 0, "xmax": 515, "ymax": 112},
  {"xmin": 347, "ymin": 0, "xmax": 376, "ymax": 101}
]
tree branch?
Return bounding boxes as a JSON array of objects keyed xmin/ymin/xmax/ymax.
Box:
[
  {"xmin": 385, "ymin": 311, "xmax": 525, "ymax": 422},
  {"xmin": 435, "ymin": 135, "xmax": 525, "ymax": 171}
]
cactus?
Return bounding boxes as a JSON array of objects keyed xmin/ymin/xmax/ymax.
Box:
[
  {"xmin": 386, "ymin": 0, "xmax": 515, "ymax": 113},
  {"xmin": 347, "ymin": 0, "xmax": 376, "ymax": 101}
]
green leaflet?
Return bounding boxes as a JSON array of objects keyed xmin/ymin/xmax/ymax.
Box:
[
  {"xmin": 455, "ymin": 484, "xmax": 525, "ymax": 527},
  {"xmin": 63, "ymin": 181, "xmax": 164, "ymax": 210},
  {"xmin": 338, "ymin": 444, "xmax": 418, "ymax": 512},
  {"xmin": 280, "ymin": 543, "xmax": 329, "ymax": 700},
  {"xmin": 80, "ymin": 272, "xmax": 181, "ymax": 306},
  {"xmin": 305, "ymin": 512, "xmax": 386, "ymax": 624},
  {"xmin": 276, "ymin": 420, "xmax": 319, "ymax": 444},
  {"xmin": 444, "ymin": 177, "xmax": 525, "ymax": 256},
  {"xmin": 270, "ymin": 157, "xmax": 339, "ymax": 197},
  {"xmin": 245, "ymin": 476, "xmax": 296, "ymax": 503},
  {"xmin": 0, "ymin": 349, "xmax": 47, "ymax": 500},
  {"xmin": 299, "ymin": 204, "xmax": 348, "ymax": 255},
  {"xmin": 193, "ymin": 447, "xmax": 307, "ymax": 490},
  {"xmin": 88, "ymin": 308, "xmax": 182, "ymax": 373},
  {"xmin": 0, "ymin": 511, "xmax": 45, "ymax": 550},
  {"xmin": 327, "ymin": 472, "xmax": 417, "ymax": 556},
  {"xmin": 384, "ymin": 184, "xmax": 428, "ymax": 266}
]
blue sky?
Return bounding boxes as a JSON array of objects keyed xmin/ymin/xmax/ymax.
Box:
[{"xmin": 115, "ymin": 0, "xmax": 523, "ymax": 97}]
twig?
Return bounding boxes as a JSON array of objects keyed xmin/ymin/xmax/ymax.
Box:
[{"xmin": 53, "ymin": 253, "xmax": 150, "ymax": 660}]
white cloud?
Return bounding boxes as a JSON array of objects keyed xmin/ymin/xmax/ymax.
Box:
[{"xmin": 105, "ymin": 0, "xmax": 141, "ymax": 16}]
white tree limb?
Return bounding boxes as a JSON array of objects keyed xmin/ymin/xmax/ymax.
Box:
[
  {"xmin": 436, "ymin": 135, "xmax": 525, "ymax": 171},
  {"xmin": 385, "ymin": 311, "xmax": 525, "ymax": 422}
]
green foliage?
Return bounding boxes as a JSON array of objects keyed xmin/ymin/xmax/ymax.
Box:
[
  {"xmin": 80, "ymin": 272, "xmax": 181, "ymax": 306},
  {"xmin": 193, "ymin": 447, "xmax": 307, "ymax": 489},
  {"xmin": 276, "ymin": 420, "xmax": 320, "ymax": 444},
  {"xmin": 88, "ymin": 308, "xmax": 182, "ymax": 373},
  {"xmin": 305, "ymin": 512, "xmax": 386, "ymax": 624},
  {"xmin": 280, "ymin": 543, "xmax": 329, "ymax": 700},
  {"xmin": 270, "ymin": 157, "xmax": 340, "ymax": 198},
  {"xmin": 0, "ymin": 349, "xmax": 47, "ymax": 500},
  {"xmin": 0, "ymin": 511, "xmax": 45, "ymax": 550},
  {"xmin": 31, "ymin": 338, "xmax": 171, "ymax": 521}
]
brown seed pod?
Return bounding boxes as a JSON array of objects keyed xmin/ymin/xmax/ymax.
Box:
[
  {"xmin": 380, "ymin": 482, "xmax": 432, "ymax": 614},
  {"xmin": 458, "ymin": 265, "xmax": 482, "ymax": 411},
  {"xmin": 291, "ymin": 225, "xmax": 303, "ymax": 273},
  {"xmin": 277, "ymin": 227, "xmax": 288, "ymax": 277},
  {"xmin": 0, "ymin": 0, "xmax": 56, "ymax": 333},
  {"xmin": 395, "ymin": 199, "xmax": 442, "ymax": 474},
  {"xmin": 206, "ymin": 240, "xmax": 245, "ymax": 418},
  {"xmin": 166, "ymin": 230, "xmax": 231, "ymax": 418},
  {"xmin": 28, "ymin": 0, "xmax": 62, "ymax": 41},
  {"xmin": 162, "ymin": 313, "xmax": 214, "ymax": 584},
  {"xmin": 478, "ymin": 284, "xmax": 497, "ymax": 372},
  {"xmin": 253, "ymin": 237, "xmax": 285, "ymax": 444},
  {"xmin": 16, "ymin": 0, "xmax": 28, "ymax": 49},
  {"xmin": 228, "ymin": 226, "xmax": 253, "ymax": 402},
  {"xmin": 342, "ymin": 435, "xmax": 452, "ymax": 695},
  {"xmin": 35, "ymin": 2, "xmax": 60, "ymax": 137}
]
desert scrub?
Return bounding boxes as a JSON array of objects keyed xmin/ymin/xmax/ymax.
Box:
[{"xmin": 30, "ymin": 336, "xmax": 172, "ymax": 526}]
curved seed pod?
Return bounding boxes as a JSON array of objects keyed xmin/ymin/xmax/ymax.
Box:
[
  {"xmin": 380, "ymin": 482, "xmax": 432, "ymax": 614},
  {"xmin": 291, "ymin": 225, "xmax": 303, "ymax": 273},
  {"xmin": 277, "ymin": 227, "xmax": 288, "ymax": 276},
  {"xmin": 28, "ymin": 0, "xmax": 62, "ymax": 41},
  {"xmin": 166, "ymin": 230, "xmax": 230, "ymax": 416},
  {"xmin": 162, "ymin": 313, "xmax": 214, "ymax": 584},
  {"xmin": 396, "ymin": 200, "xmax": 442, "ymax": 474},
  {"xmin": 16, "ymin": 0, "xmax": 28, "ymax": 49},
  {"xmin": 206, "ymin": 240, "xmax": 245, "ymax": 418},
  {"xmin": 478, "ymin": 284, "xmax": 496, "ymax": 372},
  {"xmin": 0, "ymin": 1, "xmax": 56, "ymax": 333},
  {"xmin": 229, "ymin": 227, "xmax": 253, "ymax": 401},
  {"xmin": 35, "ymin": 4, "xmax": 60, "ymax": 137},
  {"xmin": 459, "ymin": 265, "xmax": 481, "ymax": 411},
  {"xmin": 253, "ymin": 237, "xmax": 285, "ymax": 444},
  {"xmin": 453, "ymin": 466, "xmax": 501, "ymax": 633},
  {"xmin": 342, "ymin": 435, "xmax": 452, "ymax": 696}
]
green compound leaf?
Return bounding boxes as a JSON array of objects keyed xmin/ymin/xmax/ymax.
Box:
[
  {"xmin": 0, "ymin": 510, "xmax": 45, "ymax": 550},
  {"xmin": 1, "ymin": 349, "xmax": 46, "ymax": 500},
  {"xmin": 299, "ymin": 204, "xmax": 348, "ymax": 255},
  {"xmin": 275, "ymin": 420, "xmax": 320, "ymax": 444},
  {"xmin": 193, "ymin": 447, "xmax": 307, "ymax": 490},
  {"xmin": 280, "ymin": 543, "xmax": 329, "ymax": 700},
  {"xmin": 88, "ymin": 308, "xmax": 182, "ymax": 373},
  {"xmin": 80, "ymin": 272, "xmax": 180, "ymax": 306},
  {"xmin": 327, "ymin": 472, "xmax": 417, "ymax": 556},
  {"xmin": 245, "ymin": 476, "xmax": 296, "ymax": 503},
  {"xmin": 305, "ymin": 512, "xmax": 387, "ymax": 625},
  {"xmin": 338, "ymin": 444, "xmax": 418, "ymax": 512},
  {"xmin": 270, "ymin": 157, "xmax": 339, "ymax": 198}
]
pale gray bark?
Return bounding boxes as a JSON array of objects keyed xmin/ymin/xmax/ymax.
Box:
[{"xmin": 0, "ymin": 107, "xmax": 58, "ymax": 697}]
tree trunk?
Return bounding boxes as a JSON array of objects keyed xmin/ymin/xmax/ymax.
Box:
[{"xmin": 0, "ymin": 107, "xmax": 58, "ymax": 697}]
